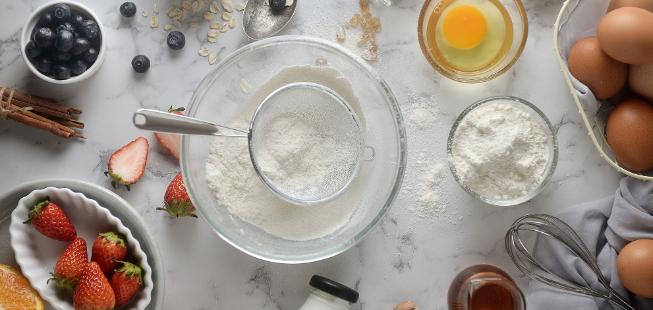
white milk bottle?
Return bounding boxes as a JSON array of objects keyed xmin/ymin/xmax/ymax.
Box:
[{"xmin": 298, "ymin": 275, "xmax": 359, "ymax": 310}]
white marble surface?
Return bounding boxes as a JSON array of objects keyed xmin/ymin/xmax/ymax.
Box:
[{"xmin": 0, "ymin": 0, "xmax": 624, "ymax": 309}]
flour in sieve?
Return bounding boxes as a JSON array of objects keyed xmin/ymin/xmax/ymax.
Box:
[{"xmin": 450, "ymin": 102, "xmax": 551, "ymax": 201}]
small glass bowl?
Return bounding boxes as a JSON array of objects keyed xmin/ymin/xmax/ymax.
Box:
[
  {"xmin": 417, "ymin": 0, "xmax": 528, "ymax": 83},
  {"xmin": 447, "ymin": 96, "xmax": 558, "ymax": 206}
]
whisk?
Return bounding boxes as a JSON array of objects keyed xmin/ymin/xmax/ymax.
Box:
[{"xmin": 505, "ymin": 214, "xmax": 634, "ymax": 310}]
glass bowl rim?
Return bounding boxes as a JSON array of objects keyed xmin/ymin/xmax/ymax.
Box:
[
  {"xmin": 417, "ymin": 0, "xmax": 529, "ymax": 83},
  {"xmin": 446, "ymin": 96, "xmax": 559, "ymax": 206},
  {"xmin": 180, "ymin": 35, "xmax": 408, "ymax": 263}
]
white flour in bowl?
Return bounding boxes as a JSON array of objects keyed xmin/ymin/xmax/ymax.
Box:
[
  {"xmin": 205, "ymin": 65, "xmax": 363, "ymax": 241},
  {"xmin": 450, "ymin": 102, "xmax": 550, "ymax": 201}
]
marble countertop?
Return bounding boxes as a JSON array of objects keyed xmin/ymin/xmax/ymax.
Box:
[{"xmin": 0, "ymin": 0, "xmax": 623, "ymax": 309}]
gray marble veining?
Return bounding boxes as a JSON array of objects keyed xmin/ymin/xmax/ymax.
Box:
[{"xmin": 0, "ymin": 0, "xmax": 622, "ymax": 309}]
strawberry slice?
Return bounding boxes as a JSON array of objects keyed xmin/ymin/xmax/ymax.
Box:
[
  {"xmin": 154, "ymin": 106, "xmax": 184, "ymax": 161},
  {"xmin": 105, "ymin": 137, "xmax": 149, "ymax": 190}
]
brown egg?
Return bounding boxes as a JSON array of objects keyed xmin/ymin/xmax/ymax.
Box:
[
  {"xmin": 630, "ymin": 63, "xmax": 653, "ymax": 100},
  {"xmin": 606, "ymin": 99, "xmax": 653, "ymax": 172},
  {"xmin": 617, "ymin": 240, "xmax": 653, "ymax": 297},
  {"xmin": 608, "ymin": 0, "xmax": 653, "ymax": 11},
  {"xmin": 598, "ymin": 7, "xmax": 653, "ymax": 64},
  {"xmin": 568, "ymin": 37, "xmax": 627, "ymax": 100}
]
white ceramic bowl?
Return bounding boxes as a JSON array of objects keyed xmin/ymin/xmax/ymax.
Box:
[
  {"xmin": 9, "ymin": 187, "xmax": 153, "ymax": 310},
  {"xmin": 21, "ymin": 0, "xmax": 106, "ymax": 84}
]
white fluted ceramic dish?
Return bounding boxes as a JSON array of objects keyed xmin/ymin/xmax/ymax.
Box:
[{"xmin": 1, "ymin": 180, "xmax": 163, "ymax": 309}]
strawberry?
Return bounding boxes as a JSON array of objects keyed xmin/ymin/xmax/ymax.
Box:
[
  {"xmin": 91, "ymin": 232, "xmax": 127, "ymax": 275},
  {"xmin": 48, "ymin": 237, "xmax": 88, "ymax": 290},
  {"xmin": 104, "ymin": 137, "xmax": 149, "ymax": 190},
  {"xmin": 157, "ymin": 172, "xmax": 197, "ymax": 218},
  {"xmin": 74, "ymin": 261, "xmax": 115, "ymax": 310},
  {"xmin": 23, "ymin": 199, "xmax": 76, "ymax": 241},
  {"xmin": 110, "ymin": 261, "xmax": 143, "ymax": 306},
  {"xmin": 154, "ymin": 106, "xmax": 184, "ymax": 161}
]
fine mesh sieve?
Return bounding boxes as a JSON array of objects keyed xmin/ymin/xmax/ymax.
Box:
[{"xmin": 133, "ymin": 82, "xmax": 364, "ymax": 206}]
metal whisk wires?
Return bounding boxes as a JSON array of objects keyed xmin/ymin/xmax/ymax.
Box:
[{"xmin": 505, "ymin": 214, "xmax": 634, "ymax": 310}]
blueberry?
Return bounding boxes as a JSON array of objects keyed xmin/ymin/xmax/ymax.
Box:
[
  {"xmin": 54, "ymin": 29, "xmax": 74, "ymax": 52},
  {"xmin": 80, "ymin": 19, "xmax": 100, "ymax": 40},
  {"xmin": 52, "ymin": 3, "xmax": 71, "ymax": 23},
  {"xmin": 34, "ymin": 27, "xmax": 54, "ymax": 49},
  {"xmin": 52, "ymin": 51, "xmax": 73, "ymax": 62},
  {"xmin": 71, "ymin": 13, "xmax": 85, "ymax": 27},
  {"xmin": 36, "ymin": 57, "xmax": 53, "ymax": 75},
  {"xmin": 25, "ymin": 41, "xmax": 42, "ymax": 59},
  {"xmin": 70, "ymin": 59, "xmax": 87, "ymax": 76},
  {"xmin": 166, "ymin": 31, "xmax": 185, "ymax": 50},
  {"xmin": 120, "ymin": 2, "xmax": 137, "ymax": 17},
  {"xmin": 83, "ymin": 47, "xmax": 98, "ymax": 64},
  {"xmin": 270, "ymin": 0, "xmax": 286, "ymax": 13},
  {"xmin": 38, "ymin": 12, "xmax": 54, "ymax": 27},
  {"xmin": 55, "ymin": 22, "xmax": 75, "ymax": 34},
  {"xmin": 53, "ymin": 64, "xmax": 71, "ymax": 80},
  {"xmin": 71, "ymin": 37, "xmax": 90, "ymax": 56},
  {"xmin": 131, "ymin": 55, "xmax": 150, "ymax": 73}
]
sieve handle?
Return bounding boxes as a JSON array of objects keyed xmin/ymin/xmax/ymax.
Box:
[{"xmin": 132, "ymin": 109, "xmax": 248, "ymax": 137}]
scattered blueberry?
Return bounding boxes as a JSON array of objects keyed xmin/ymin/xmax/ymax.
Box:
[
  {"xmin": 131, "ymin": 55, "xmax": 150, "ymax": 73},
  {"xmin": 80, "ymin": 19, "xmax": 99, "ymax": 40},
  {"xmin": 53, "ymin": 64, "xmax": 71, "ymax": 80},
  {"xmin": 71, "ymin": 13, "xmax": 85, "ymax": 27},
  {"xmin": 166, "ymin": 31, "xmax": 185, "ymax": 50},
  {"xmin": 54, "ymin": 29, "xmax": 74, "ymax": 52},
  {"xmin": 38, "ymin": 12, "xmax": 54, "ymax": 27},
  {"xmin": 36, "ymin": 57, "xmax": 53, "ymax": 75},
  {"xmin": 25, "ymin": 41, "xmax": 42, "ymax": 59},
  {"xmin": 52, "ymin": 3, "xmax": 71, "ymax": 23},
  {"xmin": 120, "ymin": 2, "xmax": 137, "ymax": 17},
  {"xmin": 83, "ymin": 47, "xmax": 99, "ymax": 64},
  {"xmin": 52, "ymin": 51, "xmax": 73, "ymax": 62},
  {"xmin": 34, "ymin": 27, "xmax": 54, "ymax": 49},
  {"xmin": 70, "ymin": 59, "xmax": 87, "ymax": 76},
  {"xmin": 270, "ymin": 0, "xmax": 286, "ymax": 13},
  {"xmin": 55, "ymin": 22, "xmax": 75, "ymax": 34},
  {"xmin": 71, "ymin": 37, "xmax": 90, "ymax": 56}
]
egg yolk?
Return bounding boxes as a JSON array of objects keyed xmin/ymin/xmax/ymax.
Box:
[{"xmin": 442, "ymin": 5, "xmax": 488, "ymax": 50}]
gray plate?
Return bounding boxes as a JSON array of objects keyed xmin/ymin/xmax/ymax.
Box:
[{"xmin": 0, "ymin": 179, "xmax": 164, "ymax": 309}]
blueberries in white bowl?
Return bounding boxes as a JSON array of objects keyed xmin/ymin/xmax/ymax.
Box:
[{"xmin": 24, "ymin": 3, "xmax": 102, "ymax": 81}]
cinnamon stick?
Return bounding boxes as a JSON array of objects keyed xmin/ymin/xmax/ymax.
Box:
[{"xmin": 1, "ymin": 89, "xmax": 81, "ymax": 115}]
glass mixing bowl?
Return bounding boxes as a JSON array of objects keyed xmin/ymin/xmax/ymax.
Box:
[
  {"xmin": 417, "ymin": 0, "xmax": 528, "ymax": 83},
  {"xmin": 181, "ymin": 36, "xmax": 407, "ymax": 263},
  {"xmin": 447, "ymin": 96, "xmax": 558, "ymax": 206}
]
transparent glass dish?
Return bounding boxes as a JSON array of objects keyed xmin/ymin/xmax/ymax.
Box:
[
  {"xmin": 181, "ymin": 36, "xmax": 407, "ymax": 263},
  {"xmin": 417, "ymin": 0, "xmax": 528, "ymax": 83},
  {"xmin": 447, "ymin": 96, "xmax": 558, "ymax": 206}
]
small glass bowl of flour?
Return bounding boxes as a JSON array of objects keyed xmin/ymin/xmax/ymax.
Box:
[{"xmin": 447, "ymin": 96, "xmax": 558, "ymax": 206}]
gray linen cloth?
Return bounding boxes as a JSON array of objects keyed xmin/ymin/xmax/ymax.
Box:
[{"xmin": 527, "ymin": 177, "xmax": 653, "ymax": 310}]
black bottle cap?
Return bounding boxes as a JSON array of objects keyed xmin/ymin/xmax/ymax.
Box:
[{"xmin": 309, "ymin": 275, "xmax": 359, "ymax": 303}]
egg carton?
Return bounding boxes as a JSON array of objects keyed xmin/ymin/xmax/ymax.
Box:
[{"xmin": 554, "ymin": 0, "xmax": 653, "ymax": 181}]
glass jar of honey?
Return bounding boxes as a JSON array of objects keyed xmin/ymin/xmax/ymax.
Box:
[{"xmin": 448, "ymin": 264, "xmax": 526, "ymax": 310}]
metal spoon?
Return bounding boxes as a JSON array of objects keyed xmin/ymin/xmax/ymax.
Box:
[{"xmin": 243, "ymin": 0, "xmax": 297, "ymax": 40}]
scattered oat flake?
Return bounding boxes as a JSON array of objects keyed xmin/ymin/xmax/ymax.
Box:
[
  {"xmin": 153, "ymin": 3, "xmax": 159, "ymax": 13},
  {"xmin": 221, "ymin": 12, "xmax": 232, "ymax": 21},
  {"xmin": 210, "ymin": 21, "xmax": 220, "ymax": 29},
  {"xmin": 336, "ymin": 26, "xmax": 346, "ymax": 42},
  {"xmin": 228, "ymin": 17, "xmax": 236, "ymax": 28},
  {"xmin": 208, "ymin": 51, "xmax": 218, "ymax": 65},
  {"xmin": 210, "ymin": 1, "xmax": 220, "ymax": 13},
  {"xmin": 183, "ymin": 0, "xmax": 192, "ymax": 10},
  {"xmin": 221, "ymin": 0, "xmax": 233, "ymax": 12},
  {"xmin": 208, "ymin": 36, "xmax": 218, "ymax": 43},
  {"xmin": 204, "ymin": 11, "xmax": 216, "ymax": 20},
  {"xmin": 236, "ymin": 2, "xmax": 246, "ymax": 11},
  {"xmin": 208, "ymin": 29, "xmax": 220, "ymax": 37},
  {"xmin": 164, "ymin": 24, "xmax": 173, "ymax": 31},
  {"xmin": 240, "ymin": 78, "xmax": 252, "ymax": 94},
  {"xmin": 142, "ymin": 11, "xmax": 148, "ymax": 17},
  {"xmin": 150, "ymin": 15, "xmax": 159, "ymax": 28},
  {"xmin": 198, "ymin": 47, "xmax": 211, "ymax": 57},
  {"xmin": 219, "ymin": 23, "xmax": 229, "ymax": 32}
]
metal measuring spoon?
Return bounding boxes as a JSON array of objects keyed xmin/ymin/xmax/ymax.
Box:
[{"xmin": 243, "ymin": 0, "xmax": 297, "ymax": 40}]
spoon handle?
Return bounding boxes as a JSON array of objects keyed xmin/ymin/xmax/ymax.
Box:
[{"xmin": 132, "ymin": 108, "xmax": 247, "ymax": 137}]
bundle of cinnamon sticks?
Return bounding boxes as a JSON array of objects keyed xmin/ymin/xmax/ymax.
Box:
[{"xmin": 0, "ymin": 86, "xmax": 84, "ymax": 139}]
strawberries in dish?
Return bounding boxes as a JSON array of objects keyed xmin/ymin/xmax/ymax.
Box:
[
  {"xmin": 105, "ymin": 137, "xmax": 149, "ymax": 190},
  {"xmin": 154, "ymin": 106, "xmax": 184, "ymax": 161},
  {"xmin": 49, "ymin": 237, "xmax": 88, "ymax": 290},
  {"xmin": 91, "ymin": 232, "xmax": 127, "ymax": 275},
  {"xmin": 158, "ymin": 172, "xmax": 197, "ymax": 218},
  {"xmin": 73, "ymin": 262, "xmax": 115, "ymax": 310},
  {"xmin": 23, "ymin": 199, "xmax": 76, "ymax": 242},
  {"xmin": 111, "ymin": 261, "xmax": 143, "ymax": 306}
]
